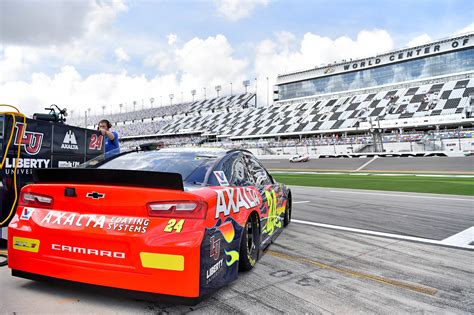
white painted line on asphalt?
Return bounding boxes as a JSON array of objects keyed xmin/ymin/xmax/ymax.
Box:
[
  {"xmin": 329, "ymin": 190, "xmax": 474, "ymax": 202},
  {"xmin": 271, "ymin": 171, "xmax": 474, "ymax": 178},
  {"xmin": 293, "ymin": 201, "xmax": 310, "ymax": 204},
  {"xmin": 292, "ymin": 219, "xmax": 474, "ymax": 250},
  {"xmin": 354, "ymin": 156, "xmax": 378, "ymax": 172},
  {"xmin": 441, "ymin": 227, "xmax": 474, "ymax": 247}
]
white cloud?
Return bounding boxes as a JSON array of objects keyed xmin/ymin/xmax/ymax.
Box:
[
  {"xmin": 0, "ymin": 46, "xmax": 40, "ymax": 83},
  {"xmin": 215, "ymin": 0, "xmax": 269, "ymax": 21},
  {"xmin": 144, "ymin": 52, "xmax": 172, "ymax": 72},
  {"xmin": 114, "ymin": 47, "xmax": 130, "ymax": 62},
  {"xmin": 406, "ymin": 34, "xmax": 432, "ymax": 47},
  {"xmin": 254, "ymin": 29, "xmax": 394, "ymax": 105},
  {"xmin": 0, "ymin": 34, "xmax": 249, "ymax": 116},
  {"xmin": 167, "ymin": 34, "xmax": 178, "ymax": 46},
  {"xmin": 0, "ymin": 0, "xmax": 127, "ymax": 46},
  {"xmin": 175, "ymin": 35, "xmax": 248, "ymax": 89},
  {"xmin": 454, "ymin": 23, "xmax": 474, "ymax": 35},
  {"xmin": 0, "ymin": 0, "xmax": 127, "ymax": 86}
]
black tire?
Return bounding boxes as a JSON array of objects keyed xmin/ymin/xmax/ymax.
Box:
[
  {"xmin": 0, "ymin": 254, "xmax": 7, "ymax": 267},
  {"xmin": 284, "ymin": 193, "xmax": 292, "ymax": 227},
  {"xmin": 239, "ymin": 213, "xmax": 260, "ymax": 271}
]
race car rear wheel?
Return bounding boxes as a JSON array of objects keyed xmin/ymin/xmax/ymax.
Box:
[
  {"xmin": 284, "ymin": 192, "xmax": 292, "ymax": 227},
  {"xmin": 239, "ymin": 213, "xmax": 260, "ymax": 271}
]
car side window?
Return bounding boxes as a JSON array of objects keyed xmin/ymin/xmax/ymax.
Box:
[
  {"xmin": 244, "ymin": 154, "xmax": 272, "ymax": 187},
  {"xmin": 231, "ymin": 154, "xmax": 255, "ymax": 186},
  {"xmin": 207, "ymin": 153, "xmax": 237, "ymax": 186}
]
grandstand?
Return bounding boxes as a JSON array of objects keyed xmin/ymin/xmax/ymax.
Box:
[{"xmin": 69, "ymin": 33, "xmax": 474, "ymax": 156}]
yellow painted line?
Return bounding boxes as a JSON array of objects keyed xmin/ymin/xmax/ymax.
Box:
[
  {"xmin": 140, "ymin": 252, "xmax": 184, "ymax": 271},
  {"xmin": 57, "ymin": 298, "xmax": 79, "ymax": 305},
  {"xmin": 267, "ymin": 250, "xmax": 438, "ymax": 296}
]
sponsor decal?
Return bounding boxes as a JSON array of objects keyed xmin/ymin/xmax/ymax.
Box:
[
  {"xmin": 58, "ymin": 161, "xmax": 81, "ymax": 168},
  {"xmin": 215, "ymin": 187, "xmax": 261, "ymax": 219},
  {"xmin": 14, "ymin": 122, "xmax": 44, "ymax": 155},
  {"xmin": 209, "ymin": 235, "xmax": 221, "ymax": 261},
  {"xmin": 342, "ymin": 38, "xmax": 470, "ymax": 72},
  {"xmin": 324, "ymin": 67, "xmax": 335, "ymax": 74},
  {"xmin": 224, "ymin": 250, "xmax": 239, "ymax": 267},
  {"xmin": 206, "ymin": 258, "xmax": 223, "ymax": 282},
  {"xmin": 40, "ymin": 211, "xmax": 150, "ymax": 234},
  {"xmin": 51, "ymin": 244, "xmax": 126, "ymax": 259},
  {"xmin": 13, "ymin": 236, "xmax": 40, "ymax": 253},
  {"xmin": 89, "ymin": 134, "xmax": 104, "ymax": 150},
  {"xmin": 61, "ymin": 130, "xmax": 79, "ymax": 150},
  {"xmin": 263, "ymin": 189, "xmax": 282, "ymax": 236},
  {"xmin": 217, "ymin": 221, "xmax": 235, "ymax": 243},
  {"xmin": 20, "ymin": 207, "xmax": 35, "ymax": 220},
  {"xmin": 4, "ymin": 158, "xmax": 51, "ymax": 169},
  {"xmin": 213, "ymin": 171, "xmax": 229, "ymax": 186},
  {"xmin": 86, "ymin": 191, "xmax": 105, "ymax": 199}
]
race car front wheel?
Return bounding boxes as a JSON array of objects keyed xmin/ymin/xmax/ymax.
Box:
[{"xmin": 239, "ymin": 213, "xmax": 260, "ymax": 271}]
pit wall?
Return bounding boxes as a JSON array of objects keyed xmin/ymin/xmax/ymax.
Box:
[{"xmin": 249, "ymin": 138, "xmax": 473, "ymax": 158}]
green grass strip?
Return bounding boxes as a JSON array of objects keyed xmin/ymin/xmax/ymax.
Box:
[{"xmin": 272, "ymin": 173, "xmax": 474, "ymax": 196}]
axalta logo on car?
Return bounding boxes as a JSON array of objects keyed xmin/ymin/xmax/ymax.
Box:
[{"xmin": 215, "ymin": 187, "xmax": 261, "ymax": 218}]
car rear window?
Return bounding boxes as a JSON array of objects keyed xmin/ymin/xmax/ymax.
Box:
[{"xmin": 98, "ymin": 151, "xmax": 217, "ymax": 184}]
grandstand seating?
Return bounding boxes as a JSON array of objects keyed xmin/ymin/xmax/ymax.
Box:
[
  {"xmin": 157, "ymin": 77, "xmax": 474, "ymax": 138},
  {"xmin": 68, "ymin": 93, "xmax": 256, "ymax": 129},
  {"xmin": 68, "ymin": 77, "xmax": 473, "ymax": 143}
]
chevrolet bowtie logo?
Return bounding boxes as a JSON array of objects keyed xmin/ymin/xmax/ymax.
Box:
[{"xmin": 86, "ymin": 192, "xmax": 105, "ymax": 199}]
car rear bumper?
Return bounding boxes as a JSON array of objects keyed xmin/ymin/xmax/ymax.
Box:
[
  {"xmin": 11, "ymin": 269, "xmax": 204, "ymax": 305},
  {"xmin": 8, "ymin": 228, "xmax": 203, "ymax": 298}
]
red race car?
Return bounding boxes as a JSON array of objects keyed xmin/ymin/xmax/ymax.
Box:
[{"xmin": 8, "ymin": 148, "xmax": 292, "ymax": 303}]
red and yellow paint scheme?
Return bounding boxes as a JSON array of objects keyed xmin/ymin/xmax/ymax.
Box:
[{"xmin": 8, "ymin": 148, "xmax": 291, "ymax": 303}]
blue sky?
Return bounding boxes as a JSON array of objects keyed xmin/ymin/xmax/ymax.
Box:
[
  {"xmin": 116, "ymin": 0, "xmax": 473, "ymax": 45},
  {"xmin": 0, "ymin": 0, "xmax": 473, "ymax": 114}
]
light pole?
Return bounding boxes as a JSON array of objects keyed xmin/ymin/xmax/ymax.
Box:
[
  {"xmin": 243, "ymin": 80, "xmax": 250, "ymax": 93},
  {"xmin": 141, "ymin": 99, "xmax": 144, "ymax": 110},
  {"xmin": 181, "ymin": 91, "xmax": 183, "ymax": 103},
  {"xmin": 133, "ymin": 100, "xmax": 137, "ymax": 111},
  {"xmin": 203, "ymin": 87, "xmax": 207, "ymax": 100},
  {"xmin": 70, "ymin": 109, "xmax": 74, "ymax": 118},
  {"xmin": 87, "ymin": 108, "xmax": 91, "ymax": 117},
  {"xmin": 191, "ymin": 89, "xmax": 196, "ymax": 102},
  {"xmin": 150, "ymin": 98, "xmax": 154, "ymax": 108},
  {"xmin": 102, "ymin": 105, "xmax": 105, "ymax": 115},
  {"xmin": 266, "ymin": 76, "xmax": 269, "ymax": 107},
  {"xmin": 160, "ymin": 96, "xmax": 163, "ymax": 107},
  {"xmin": 230, "ymin": 82, "xmax": 233, "ymax": 96},
  {"xmin": 119, "ymin": 103, "xmax": 123, "ymax": 113},
  {"xmin": 215, "ymin": 85, "xmax": 221, "ymax": 98},
  {"xmin": 169, "ymin": 94, "xmax": 174, "ymax": 106},
  {"xmin": 255, "ymin": 78, "xmax": 258, "ymax": 107}
]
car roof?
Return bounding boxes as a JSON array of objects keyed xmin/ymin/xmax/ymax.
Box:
[
  {"xmin": 157, "ymin": 147, "xmax": 227, "ymax": 156},
  {"xmin": 157, "ymin": 147, "xmax": 252, "ymax": 157}
]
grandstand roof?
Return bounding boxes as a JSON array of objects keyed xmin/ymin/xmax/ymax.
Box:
[{"xmin": 276, "ymin": 33, "xmax": 473, "ymax": 86}]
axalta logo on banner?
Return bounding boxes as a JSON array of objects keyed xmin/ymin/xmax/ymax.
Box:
[
  {"xmin": 14, "ymin": 122, "xmax": 44, "ymax": 155},
  {"xmin": 215, "ymin": 187, "xmax": 261, "ymax": 218},
  {"xmin": 61, "ymin": 130, "xmax": 79, "ymax": 150}
]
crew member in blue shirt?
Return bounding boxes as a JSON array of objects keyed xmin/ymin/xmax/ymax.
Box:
[{"xmin": 98, "ymin": 119, "xmax": 120, "ymax": 154}]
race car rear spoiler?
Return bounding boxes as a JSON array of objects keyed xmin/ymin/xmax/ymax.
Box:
[{"xmin": 33, "ymin": 168, "xmax": 184, "ymax": 191}]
